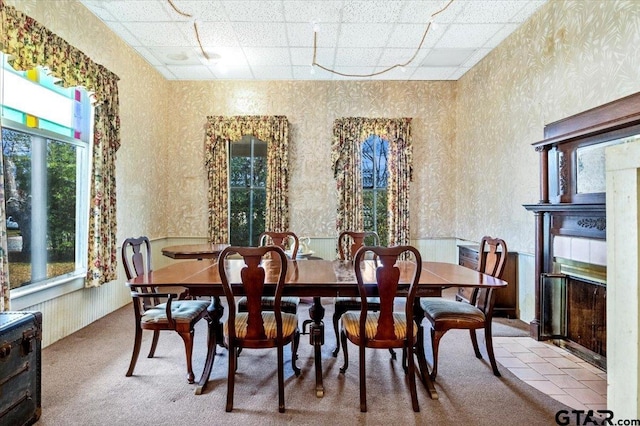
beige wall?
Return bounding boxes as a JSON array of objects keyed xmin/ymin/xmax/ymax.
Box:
[{"xmin": 456, "ymin": 0, "xmax": 640, "ymax": 254}]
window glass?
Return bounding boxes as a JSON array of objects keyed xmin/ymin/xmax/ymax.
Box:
[
  {"xmin": 362, "ymin": 135, "xmax": 388, "ymax": 246},
  {"xmin": 229, "ymin": 136, "xmax": 266, "ymax": 246},
  {"xmin": 1, "ymin": 53, "xmax": 92, "ymax": 292}
]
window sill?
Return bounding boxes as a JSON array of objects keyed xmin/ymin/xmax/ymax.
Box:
[{"xmin": 10, "ymin": 272, "xmax": 86, "ymax": 310}]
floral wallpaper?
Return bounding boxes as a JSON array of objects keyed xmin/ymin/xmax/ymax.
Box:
[{"xmin": 165, "ymin": 80, "xmax": 457, "ymax": 240}]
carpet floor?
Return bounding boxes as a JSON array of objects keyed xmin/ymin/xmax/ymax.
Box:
[{"xmin": 36, "ymin": 299, "xmax": 568, "ymax": 425}]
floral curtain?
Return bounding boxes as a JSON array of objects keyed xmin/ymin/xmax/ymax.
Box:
[
  {"xmin": 0, "ymin": 1, "xmax": 121, "ymax": 296},
  {"xmin": 205, "ymin": 116, "xmax": 290, "ymax": 243},
  {"xmin": 332, "ymin": 117, "xmax": 412, "ymax": 248}
]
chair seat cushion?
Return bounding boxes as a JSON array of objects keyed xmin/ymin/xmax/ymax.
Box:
[
  {"xmin": 225, "ymin": 312, "xmax": 298, "ymax": 340},
  {"xmin": 341, "ymin": 312, "xmax": 417, "ymax": 340},
  {"xmin": 237, "ymin": 296, "xmax": 300, "ymax": 314},
  {"xmin": 334, "ymin": 297, "xmax": 381, "ymax": 310},
  {"xmin": 421, "ymin": 298, "xmax": 485, "ymax": 324},
  {"xmin": 141, "ymin": 300, "xmax": 210, "ymax": 324}
]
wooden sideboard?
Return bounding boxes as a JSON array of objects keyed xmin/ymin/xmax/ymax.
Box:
[{"xmin": 457, "ymin": 245, "xmax": 518, "ymax": 318}]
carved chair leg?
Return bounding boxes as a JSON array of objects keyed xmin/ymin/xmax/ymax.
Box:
[
  {"xmin": 339, "ymin": 330, "xmax": 349, "ymax": 374},
  {"xmin": 407, "ymin": 344, "xmax": 419, "ymax": 412},
  {"xmin": 484, "ymin": 322, "xmax": 501, "ymax": 377},
  {"xmin": 126, "ymin": 325, "xmax": 143, "ymax": 377},
  {"xmin": 226, "ymin": 346, "xmax": 236, "ymax": 412},
  {"xmin": 402, "ymin": 347, "xmax": 408, "ymax": 374},
  {"xmin": 148, "ymin": 330, "xmax": 160, "ymax": 358},
  {"xmin": 430, "ymin": 328, "xmax": 445, "ymax": 381},
  {"xmin": 278, "ymin": 345, "xmax": 286, "ymax": 413},
  {"xmin": 292, "ymin": 330, "xmax": 301, "ymax": 376},
  {"xmin": 470, "ymin": 329, "xmax": 482, "ymax": 359},
  {"xmin": 359, "ymin": 345, "xmax": 367, "ymax": 412},
  {"xmin": 177, "ymin": 330, "xmax": 196, "ymax": 384},
  {"xmin": 332, "ymin": 308, "xmax": 343, "ymax": 357}
]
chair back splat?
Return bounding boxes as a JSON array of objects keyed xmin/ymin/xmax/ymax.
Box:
[
  {"xmin": 218, "ymin": 245, "xmax": 301, "ymax": 413},
  {"xmin": 340, "ymin": 245, "xmax": 422, "ymax": 412}
]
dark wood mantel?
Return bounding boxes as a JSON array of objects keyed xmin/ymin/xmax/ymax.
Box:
[{"xmin": 524, "ymin": 91, "xmax": 640, "ymax": 369}]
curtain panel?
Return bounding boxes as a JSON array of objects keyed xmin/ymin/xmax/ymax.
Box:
[
  {"xmin": 205, "ymin": 116, "xmax": 290, "ymax": 243},
  {"xmin": 0, "ymin": 1, "xmax": 121, "ymax": 298},
  {"xmin": 332, "ymin": 117, "xmax": 412, "ymax": 250}
]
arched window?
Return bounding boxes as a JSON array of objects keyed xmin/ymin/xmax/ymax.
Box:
[{"xmin": 362, "ymin": 135, "xmax": 388, "ymax": 246}]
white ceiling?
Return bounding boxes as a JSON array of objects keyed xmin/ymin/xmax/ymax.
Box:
[{"xmin": 79, "ymin": 0, "xmax": 547, "ymax": 81}]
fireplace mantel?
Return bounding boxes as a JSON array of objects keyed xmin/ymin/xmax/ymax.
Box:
[{"xmin": 524, "ymin": 91, "xmax": 640, "ymax": 369}]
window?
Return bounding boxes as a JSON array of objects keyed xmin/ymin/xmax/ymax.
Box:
[
  {"xmin": 228, "ymin": 135, "xmax": 266, "ymax": 246},
  {"xmin": 362, "ymin": 135, "xmax": 388, "ymax": 246},
  {"xmin": 1, "ymin": 53, "xmax": 93, "ymax": 294}
]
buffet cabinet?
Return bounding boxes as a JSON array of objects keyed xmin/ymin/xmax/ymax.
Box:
[{"xmin": 457, "ymin": 245, "xmax": 518, "ymax": 318}]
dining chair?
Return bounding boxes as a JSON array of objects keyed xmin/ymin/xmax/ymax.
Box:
[
  {"xmin": 420, "ymin": 236, "xmax": 508, "ymax": 380},
  {"xmin": 332, "ymin": 231, "xmax": 396, "ymax": 359},
  {"xmin": 218, "ymin": 245, "xmax": 301, "ymax": 413},
  {"xmin": 339, "ymin": 245, "xmax": 422, "ymax": 412},
  {"xmin": 122, "ymin": 236, "xmax": 215, "ymax": 383},
  {"xmin": 237, "ymin": 231, "xmax": 300, "ymax": 315}
]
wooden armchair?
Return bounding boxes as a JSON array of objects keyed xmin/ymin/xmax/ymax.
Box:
[
  {"xmin": 420, "ymin": 236, "xmax": 508, "ymax": 380},
  {"xmin": 237, "ymin": 231, "xmax": 300, "ymax": 315},
  {"xmin": 339, "ymin": 245, "xmax": 422, "ymax": 412},
  {"xmin": 122, "ymin": 236, "xmax": 215, "ymax": 383},
  {"xmin": 218, "ymin": 245, "xmax": 301, "ymax": 413}
]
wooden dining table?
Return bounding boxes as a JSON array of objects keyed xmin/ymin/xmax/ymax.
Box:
[
  {"xmin": 161, "ymin": 243, "xmax": 229, "ymax": 260},
  {"xmin": 128, "ymin": 256, "xmax": 507, "ymax": 400}
]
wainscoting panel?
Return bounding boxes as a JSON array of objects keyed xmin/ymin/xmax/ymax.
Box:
[{"xmin": 21, "ymin": 279, "xmax": 130, "ymax": 348}]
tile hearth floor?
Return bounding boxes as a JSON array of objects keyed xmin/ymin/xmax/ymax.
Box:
[{"xmin": 493, "ymin": 336, "xmax": 607, "ymax": 412}]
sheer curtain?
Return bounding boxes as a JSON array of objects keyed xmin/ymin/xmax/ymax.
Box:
[
  {"xmin": 0, "ymin": 1, "xmax": 121, "ymax": 302},
  {"xmin": 332, "ymin": 117, "xmax": 413, "ymax": 247},
  {"xmin": 205, "ymin": 115, "xmax": 290, "ymax": 243}
]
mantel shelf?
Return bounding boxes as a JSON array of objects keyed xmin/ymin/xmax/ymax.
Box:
[{"xmin": 523, "ymin": 203, "xmax": 605, "ymax": 213}]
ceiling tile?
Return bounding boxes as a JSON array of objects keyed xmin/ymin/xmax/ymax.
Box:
[
  {"xmin": 293, "ymin": 65, "xmax": 335, "ymax": 80},
  {"xmin": 291, "ymin": 47, "xmax": 334, "ymax": 67},
  {"xmin": 449, "ymin": 66, "xmax": 472, "ymax": 79},
  {"xmin": 398, "ymin": 1, "xmax": 464, "ymax": 24},
  {"xmin": 251, "ymin": 66, "xmax": 294, "ymax": 80},
  {"xmin": 166, "ymin": 65, "xmax": 216, "ymax": 80},
  {"xmin": 188, "ymin": 22, "xmax": 240, "ymax": 47},
  {"xmin": 334, "ymin": 48, "xmax": 382, "ymax": 67},
  {"xmin": 155, "ymin": 66, "xmax": 178, "ymax": 80},
  {"xmin": 171, "ymin": 1, "xmax": 228, "ymax": 22},
  {"xmin": 434, "ymin": 23, "xmax": 505, "ymax": 49},
  {"xmin": 377, "ymin": 48, "xmax": 426, "ymax": 67},
  {"xmin": 329, "ymin": 67, "xmax": 376, "ymax": 79},
  {"xmin": 338, "ymin": 23, "xmax": 394, "ymax": 48},
  {"xmin": 222, "ymin": 1, "xmax": 285, "ymax": 22},
  {"xmin": 455, "ymin": 1, "xmax": 529, "ymax": 24},
  {"xmin": 147, "ymin": 46, "xmax": 204, "ymax": 65},
  {"xmin": 242, "ymin": 47, "xmax": 292, "ymax": 67},
  {"xmin": 420, "ymin": 48, "xmax": 476, "ymax": 67},
  {"xmin": 100, "ymin": 0, "xmax": 173, "ymax": 22},
  {"xmin": 341, "ymin": 1, "xmax": 405, "ymax": 23},
  {"xmin": 385, "ymin": 23, "xmax": 443, "ymax": 48},
  {"xmin": 287, "ymin": 23, "xmax": 340, "ymax": 47},
  {"xmin": 371, "ymin": 66, "xmax": 412, "ymax": 80},
  {"xmin": 410, "ymin": 66, "xmax": 457, "ymax": 80},
  {"xmin": 484, "ymin": 23, "xmax": 520, "ymax": 48},
  {"xmin": 232, "ymin": 22, "xmax": 289, "ymax": 47},
  {"xmin": 123, "ymin": 22, "xmax": 190, "ymax": 46},
  {"xmin": 282, "ymin": 1, "xmax": 344, "ymax": 23},
  {"xmin": 461, "ymin": 48, "xmax": 493, "ymax": 68}
]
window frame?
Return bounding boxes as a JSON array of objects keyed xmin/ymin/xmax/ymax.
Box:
[
  {"xmin": 227, "ymin": 136, "xmax": 267, "ymax": 247},
  {"xmin": 1, "ymin": 60, "xmax": 94, "ymax": 309}
]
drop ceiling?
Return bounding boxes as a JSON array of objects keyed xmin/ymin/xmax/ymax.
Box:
[{"xmin": 79, "ymin": 0, "xmax": 547, "ymax": 81}]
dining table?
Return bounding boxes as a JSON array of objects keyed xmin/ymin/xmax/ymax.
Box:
[
  {"xmin": 161, "ymin": 243, "xmax": 230, "ymax": 260},
  {"xmin": 129, "ymin": 256, "xmax": 507, "ymax": 400}
]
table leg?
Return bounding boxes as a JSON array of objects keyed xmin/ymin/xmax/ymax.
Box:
[
  {"xmin": 308, "ymin": 296, "xmax": 325, "ymax": 397},
  {"xmin": 195, "ymin": 296, "xmax": 224, "ymax": 395}
]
